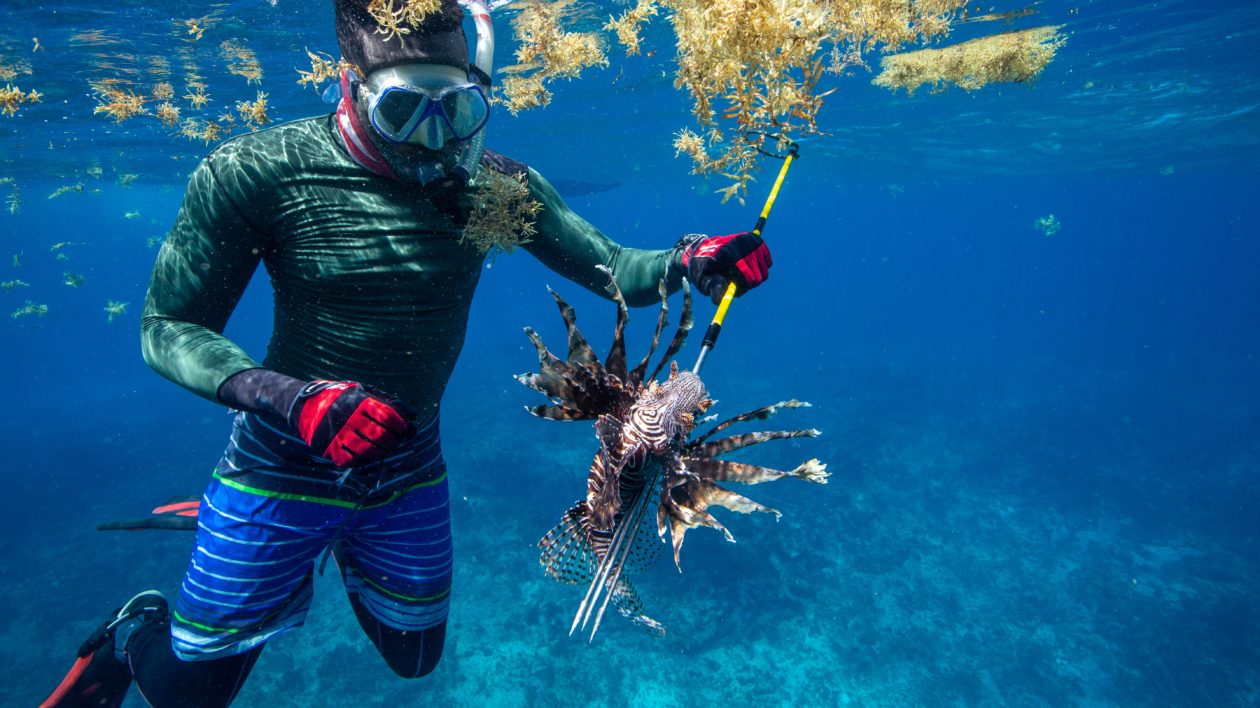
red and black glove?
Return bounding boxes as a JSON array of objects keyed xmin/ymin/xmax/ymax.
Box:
[
  {"xmin": 680, "ymin": 232, "xmax": 773, "ymax": 304},
  {"xmin": 286, "ymin": 380, "xmax": 417, "ymax": 467}
]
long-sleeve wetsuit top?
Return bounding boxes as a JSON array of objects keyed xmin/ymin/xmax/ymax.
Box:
[{"xmin": 141, "ymin": 115, "xmax": 683, "ymax": 421}]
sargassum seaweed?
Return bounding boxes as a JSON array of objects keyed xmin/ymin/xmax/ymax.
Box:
[{"xmin": 873, "ymin": 25, "xmax": 1067, "ymax": 95}]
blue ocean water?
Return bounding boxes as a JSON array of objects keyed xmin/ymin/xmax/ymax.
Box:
[{"xmin": 2, "ymin": 0, "xmax": 1258, "ymax": 705}]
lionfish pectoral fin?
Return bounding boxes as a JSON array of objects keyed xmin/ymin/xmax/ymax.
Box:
[
  {"xmin": 686, "ymin": 429, "xmax": 822, "ymax": 458},
  {"xmin": 683, "ymin": 457, "xmax": 828, "ymax": 485},
  {"xmin": 663, "ymin": 477, "xmax": 789, "ymax": 568},
  {"xmin": 528, "ymin": 403, "xmax": 592, "ymax": 421},
  {"xmin": 538, "ymin": 502, "xmax": 598, "ymax": 585},
  {"xmin": 692, "ymin": 400, "xmax": 813, "ymax": 445},
  {"xmin": 791, "ymin": 459, "xmax": 829, "ymax": 484}
]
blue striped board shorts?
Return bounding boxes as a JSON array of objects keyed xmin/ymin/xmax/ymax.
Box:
[{"xmin": 171, "ymin": 411, "xmax": 453, "ymax": 661}]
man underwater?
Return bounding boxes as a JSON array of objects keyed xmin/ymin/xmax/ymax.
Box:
[{"xmin": 43, "ymin": 1, "xmax": 771, "ymax": 705}]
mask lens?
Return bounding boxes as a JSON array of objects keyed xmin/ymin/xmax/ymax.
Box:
[
  {"xmin": 441, "ymin": 87, "xmax": 489, "ymax": 138},
  {"xmin": 373, "ymin": 87, "xmax": 429, "ymax": 140}
]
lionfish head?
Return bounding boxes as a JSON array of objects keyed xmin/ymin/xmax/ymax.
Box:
[{"xmin": 650, "ymin": 368, "xmax": 710, "ymax": 438}]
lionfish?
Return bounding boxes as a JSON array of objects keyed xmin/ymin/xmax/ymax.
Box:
[{"xmin": 516, "ymin": 266, "xmax": 829, "ymax": 639}]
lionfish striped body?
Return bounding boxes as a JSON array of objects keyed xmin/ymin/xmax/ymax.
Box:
[{"xmin": 516, "ymin": 267, "xmax": 828, "ymax": 637}]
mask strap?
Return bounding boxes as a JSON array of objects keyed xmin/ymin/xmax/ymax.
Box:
[{"xmin": 334, "ymin": 71, "xmax": 402, "ymax": 181}]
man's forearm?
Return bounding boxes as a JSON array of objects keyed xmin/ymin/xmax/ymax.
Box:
[{"xmin": 140, "ymin": 314, "xmax": 262, "ymax": 405}]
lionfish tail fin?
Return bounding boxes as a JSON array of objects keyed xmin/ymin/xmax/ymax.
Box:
[{"xmin": 538, "ymin": 502, "xmax": 598, "ymax": 585}]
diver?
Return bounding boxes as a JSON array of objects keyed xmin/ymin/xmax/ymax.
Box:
[{"xmin": 42, "ymin": 1, "xmax": 771, "ymax": 706}]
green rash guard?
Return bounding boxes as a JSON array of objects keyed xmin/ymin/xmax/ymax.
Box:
[{"xmin": 141, "ymin": 115, "xmax": 684, "ymax": 420}]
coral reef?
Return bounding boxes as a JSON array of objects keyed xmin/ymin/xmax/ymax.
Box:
[{"xmin": 873, "ymin": 25, "xmax": 1067, "ymax": 95}]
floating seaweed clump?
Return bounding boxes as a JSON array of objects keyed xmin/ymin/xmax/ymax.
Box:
[
  {"xmin": 104, "ymin": 300, "xmax": 128, "ymax": 323},
  {"xmin": 6, "ymin": 184, "xmax": 19, "ymax": 214},
  {"xmin": 1034, "ymin": 213, "xmax": 1061, "ymax": 237},
  {"xmin": 460, "ymin": 169, "xmax": 543, "ymax": 257},
  {"xmin": 297, "ymin": 49, "xmax": 354, "ymax": 91},
  {"xmin": 64, "ymin": 272, "xmax": 86, "ymax": 288},
  {"xmin": 0, "ymin": 56, "xmax": 33, "ymax": 82},
  {"xmin": 366, "ymin": 0, "xmax": 443, "ymax": 43},
  {"xmin": 220, "ymin": 40, "xmax": 263, "ymax": 84},
  {"xmin": 91, "ymin": 82, "xmax": 147, "ymax": 123},
  {"xmin": 604, "ymin": 0, "xmax": 658, "ymax": 57},
  {"xmin": 184, "ymin": 16, "xmax": 215, "ymax": 41},
  {"xmin": 595, "ymin": 0, "xmax": 974, "ymax": 199},
  {"xmin": 501, "ymin": 1, "xmax": 608, "ymax": 114},
  {"xmin": 151, "ymin": 81, "xmax": 175, "ymax": 100},
  {"xmin": 1, "ymin": 279, "xmax": 29, "ymax": 291},
  {"xmin": 155, "ymin": 101, "xmax": 181, "ymax": 126},
  {"xmin": 179, "ymin": 118, "xmax": 225, "ymax": 144},
  {"xmin": 11, "ymin": 300, "xmax": 47, "ymax": 319},
  {"xmin": 235, "ymin": 91, "xmax": 270, "ymax": 127},
  {"xmin": 0, "ymin": 83, "xmax": 42, "ymax": 116},
  {"xmin": 873, "ymin": 25, "xmax": 1067, "ymax": 95},
  {"xmin": 48, "ymin": 184, "xmax": 85, "ymax": 200},
  {"xmin": 184, "ymin": 84, "xmax": 211, "ymax": 109}
]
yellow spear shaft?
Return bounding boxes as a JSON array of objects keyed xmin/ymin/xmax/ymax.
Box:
[{"xmin": 692, "ymin": 140, "xmax": 798, "ymax": 374}]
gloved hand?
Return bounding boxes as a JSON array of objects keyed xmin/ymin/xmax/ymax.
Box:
[
  {"xmin": 680, "ymin": 232, "xmax": 773, "ymax": 304},
  {"xmin": 218, "ymin": 369, "xmax": 416, "ymax": 467},
  {"xmin": 287, "ymin": 380, "xmax": 417, "ymax": 467}
]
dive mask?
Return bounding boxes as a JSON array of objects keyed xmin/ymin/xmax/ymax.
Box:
[{"xmin": 364, "ymin": 64, "xmax": 490, "ymax": 150}]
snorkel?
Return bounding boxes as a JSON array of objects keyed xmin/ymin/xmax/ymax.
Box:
[{"xmin": 449, "ymin": 0, "xmax": 494, "ymax": 185}]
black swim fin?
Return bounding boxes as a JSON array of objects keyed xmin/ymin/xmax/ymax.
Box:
[{"xmin": 96, "ymin": 496, "xmax": 200, "ymax": 532}]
